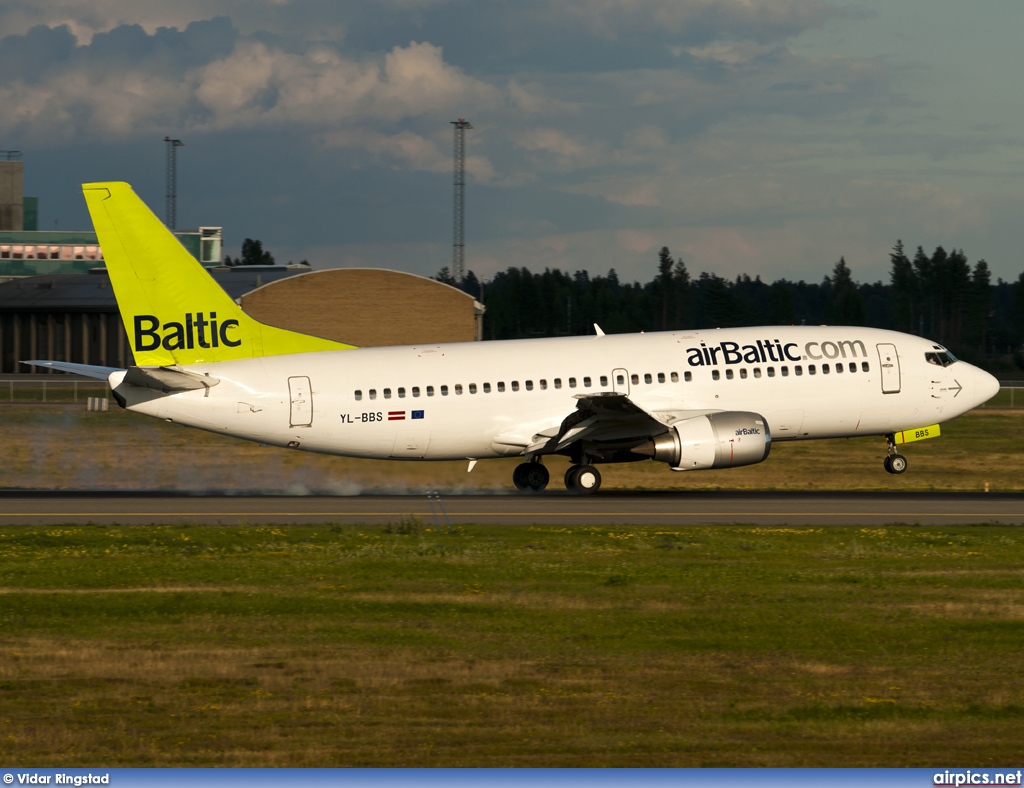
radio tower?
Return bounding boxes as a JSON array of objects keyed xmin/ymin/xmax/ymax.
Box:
[
  {"xmin": 450, "ymin": 119, "xmax": 473, "ymax": 284},
  {"xmin": 164, "ymin": 136, "xmax": 184, "ymax": 230}
]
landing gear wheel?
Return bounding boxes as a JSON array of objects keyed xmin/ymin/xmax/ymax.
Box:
[
  {"xmin": 513, "ymin": 461, "xmax": 549, "ymax": 492},
  {"xmin": 565, "ymin": 464, "xmax": 601, "ymax": 494},
  {"xmin": 886, "ymin": 453, "xmax": 908, "ymax": 474}
]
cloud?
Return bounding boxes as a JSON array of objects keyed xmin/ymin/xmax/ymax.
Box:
[
  {"xmin": 0, "ymin": 22, "xmax": 501, "ymax": 152},
  {"xmin": 536, "ymin": 0, "xmax": 838, "ymax": 44}
]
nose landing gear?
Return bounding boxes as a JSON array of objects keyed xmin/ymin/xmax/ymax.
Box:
[{"xmin": 883, "ymin": 435, "xmax": 908, "ymax": 474}]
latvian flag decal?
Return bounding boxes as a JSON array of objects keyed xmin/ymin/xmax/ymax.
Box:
[{"xmin": 388, "ymin": 411, "xmax": 405, "ymax": 421}]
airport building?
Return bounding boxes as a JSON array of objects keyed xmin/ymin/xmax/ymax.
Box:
[
  {"xmin": 0, "ymin": 267, "xmax": 484, "ymax": 374},
  {"xmin": 0, "ymin": 158, "xmax": 484, "ymax": 373}
]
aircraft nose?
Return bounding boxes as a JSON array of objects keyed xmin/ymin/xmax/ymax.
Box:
[{"xmin": 974, "ymin": 366, "xmax": 1000, "ymax": 406}]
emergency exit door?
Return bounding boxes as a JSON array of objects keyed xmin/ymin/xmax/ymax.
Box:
[
  {"xmin": 876, "ymin": 344, "xmax": 901, "ymax": 394},
  {"xmin": 288, "ymin": 376, "xmax": 313, "ymax": 427}
]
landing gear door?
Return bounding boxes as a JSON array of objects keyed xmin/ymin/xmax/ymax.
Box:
[
  {"xmin": 288, "ymin": 376, "xmax": 313, "ymax": 427},
  {"xmin": 612, "ymin": 368, "xmax": 630, "ymax": 396},
  {"xmin": 877, "ymin": 344, "xmax": 901, "ymax": 394}
]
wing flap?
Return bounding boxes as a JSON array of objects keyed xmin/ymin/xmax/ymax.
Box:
[{"xmin": 525, "ymin": 392, "xmax": 724, "ymax": 459}]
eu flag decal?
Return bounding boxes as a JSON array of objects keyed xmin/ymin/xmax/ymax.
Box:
[{"xmin": 411, "ymin": 410, "xmax": 425, "ymax": 420}]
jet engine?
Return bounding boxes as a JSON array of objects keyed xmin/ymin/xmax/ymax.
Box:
[{"xmin": 633, "ymin": 412, "xmax": 771, "ymax": 471}]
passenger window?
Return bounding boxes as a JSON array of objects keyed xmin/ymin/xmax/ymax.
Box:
[
  {"xmin": 427, "ymin": 386, "xmax": 434, "ymax": 397},
  {"xmin": 616, "ymin": 374, "xmax": 625, "ymax": 385},
  {"xmin": 835, "ymin": 364, "xmax": 843, "ymax": 374},
  {"xmin": 644, "ymin": 373, "xmax": 652, "ymax": 384},
  {"xmin": 684, "ymin": 371, "xmax": 692, "ymax": 382},
  {"xmin": 526, "ymin": 380, "xmax": 534, "ymax": 391},
  {"xmin": 441, "ymin": 385, "xmax": 449, "ymax": 396},
  {"xmin": 583, "ymin": 376, "xmax": 592, "ymax": 387},
  {"xmin": 568, "ymin": 377, "xmax": 577, "ymax": 388},
  {"xmin": 725, "ymin": 369, "xmax": 734, "ymax": 380},
  {"xmin": 795, "ymin": 366, "xmax": 802, "ymax": 376},
  {"xmin": 849, "ymin": 362, "xmax": 856, "ymax": 373},
  {"xmin": 369, "ymin": 389, "xmax": 377, "ymax": 400},
  {"xmin": 540, "ymin": 380, "xmax": 548, "ymax": 390},
  {"xmin": 740, "ymin": 369, "xmax": 748, "ymax": 379},
  {"xmin": 469, "ymin": 383, "xmax": 477, "ymax": 394},
  {"xmin": 861, "ymin": 362, "xmax": 869, "ymax": 372},
  {"xmin": 767, "ymin": 368, "xmax": 775, "ymax": 378},
  {"xmin": 554, "ymin": 379, "xmax": 562, "ymax": 389},
  {"xmin": 355, "ymin": 390, "xmax": 362, "ymax": 401},
  {"xmin": 808, "ymin": 365, "xmax": 816, "ymax": 375},
  {"xmin": 712, "ymin": 369, "xmax": 721, "ymax": 380},
  {"xmin": 600, "ymin": 376, "xmax": 608, "ymax": 387},
  {"xmin": 781, "ymin": 367, "xmax": 788, "ymax": 377},
  {"xmin": 823, "ymin": 364, "xmax": 830, "ymax": 374},
  {"xmin": 497, "ymin": 381, "xmax": 506, "ymax": 392},
  {"xmin": 511, "ymin": 381, "xmax": 520, "ymax": 391},
  {"xmin": 753, "ymin": 369, "xmax": 762, "ymax": 378},
  {"xmin": 670, "ymin": 372, "xmax": 678, "ymax": 383},
  {"xmin": 398, "ymin": 387, "xmax": 406, "ymax": 398},
  {"xmin": 483, "ymin": 383, "xmax": 491, "ymax": 393},
  {"xmin": 658, "ymin": 372, "xmax": 665, "ymax": 383},
  {"xmin": 455, "ymin": 384, "xmax": 463, "ymax": 395},
  {"xmin": 631, "ymin": 374, "xmax": 639, "ymax": 385},
  {"xmin": 412, "ymin": 386, "xmax": 420, "ymax": 397},
  {"xmin": 384, "ymin": 388, "xmax": 392, "ymax": 399}
]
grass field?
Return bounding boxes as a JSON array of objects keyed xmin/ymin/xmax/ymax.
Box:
[
  {"xmin": 1, "ymin": 404, "xmax": 1022, "ymax": 492},
  {"xmin": 1, "ymin": 522, "xmax": 1023, "ymax": 766}
]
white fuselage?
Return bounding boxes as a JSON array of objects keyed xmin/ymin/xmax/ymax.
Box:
[{"xmin": 112, "ymin": 326, "xmax": 999, "ymax": 464}]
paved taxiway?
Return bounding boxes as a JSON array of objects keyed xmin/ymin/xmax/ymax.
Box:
[{"xmin": 1, "ymin": 491, "xmax": 1022, "ymax": 526}]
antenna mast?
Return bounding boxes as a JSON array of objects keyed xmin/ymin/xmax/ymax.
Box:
[
  {"xmin": 164, "ymin": 136, "xmax": 184, "ymax": 230},
  {"xmin": 450, "ymin": 119, "xmax": 473, "ymax": 284}
]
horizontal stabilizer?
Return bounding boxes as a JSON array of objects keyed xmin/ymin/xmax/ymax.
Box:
[
  {"xmin": 21, "ymin": 360, "xmax": 122, "ymax": 380},
  {"xmin": 123, "ymin": 366, "xmax": 220, "ymax": 392}
]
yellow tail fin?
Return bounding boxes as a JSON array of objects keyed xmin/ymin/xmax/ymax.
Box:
[{"xmin": 83, "ymin": 182, "xmax": 354, "ymax": 366}]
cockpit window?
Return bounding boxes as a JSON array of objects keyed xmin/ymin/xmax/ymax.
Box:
[{"xmin": 925, "ymin": 351, "xmax": 957, "ymax": 367}]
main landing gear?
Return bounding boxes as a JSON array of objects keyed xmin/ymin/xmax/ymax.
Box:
[
  {"xmin": 883, "ymin": 435, "xmax": 908, "ymax": 475},
  {"xmin": 511, "ymin": 461, "xmax": 602, "ymax": 494},
  {"xmin": 512, "ymin": 461, "xmax": 550, "ymax": 492},
  {"xmin": 564, "ymin": 464, "xmax": 601, "ymax": 494}
]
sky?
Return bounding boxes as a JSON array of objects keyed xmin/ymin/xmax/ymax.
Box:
[{"xmin": 2, "ymin": 0, "xmax": 1023, "ymax": 286}]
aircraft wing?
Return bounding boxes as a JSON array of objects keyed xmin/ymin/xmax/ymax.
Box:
[{"xmin": 524, "ymin": 392, "xmax": 718, "ymax": 459}]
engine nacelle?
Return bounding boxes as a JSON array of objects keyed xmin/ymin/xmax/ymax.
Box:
[{"xmin": 640, "ymin": 412, "xmax": 771, "ymax": 471}]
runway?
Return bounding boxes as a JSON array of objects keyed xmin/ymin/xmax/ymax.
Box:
[{"xmin": 1, "ymin": 490, "xmax": 1023, "ymax": 525}]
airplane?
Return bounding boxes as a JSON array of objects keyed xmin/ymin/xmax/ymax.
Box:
[{"xmin": 26, "ymin": 182, "xmax": 1000, "ymax": 494}]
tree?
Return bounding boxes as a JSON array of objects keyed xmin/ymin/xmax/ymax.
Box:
[
  {"xmin": 656, "ymin": 247, "xmax": 674, "ymax": 330},
  {"xmin": 434, "ymin": 266, "xmax": 457, "ymax": 286},
  {"xmin": 912, "ymin": 246, "xmax": 933, "ymax": 335},
  {"xmin": 225, "ymin": 238, "xmax": 276, "ymax": 267},
  {"xmin": 672, "ymin": 257, "xmax": 691, "ymax": 328},
  {"xmin": 965, "ymin": 259, "xmax": 991, "ymax": 352},
  {"xmin": 889, "ymin": 240, "xmax": 916, "ymax": 333},
  {"xmin": 827, "ymin": 257, "xmax": 865, "ymax": 325}
]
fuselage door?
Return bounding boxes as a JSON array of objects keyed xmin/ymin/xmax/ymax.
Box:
[
  {"xmin": 288, "ymin": 376, "xmax": 313, "ymax": 427},
  {"xmin": 612, "ymin": 368, "xmax": 630, "ymax": 396},
  {"xmin": 877, "ymin": 344, "xmax": 901, "ymax": 394}
]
